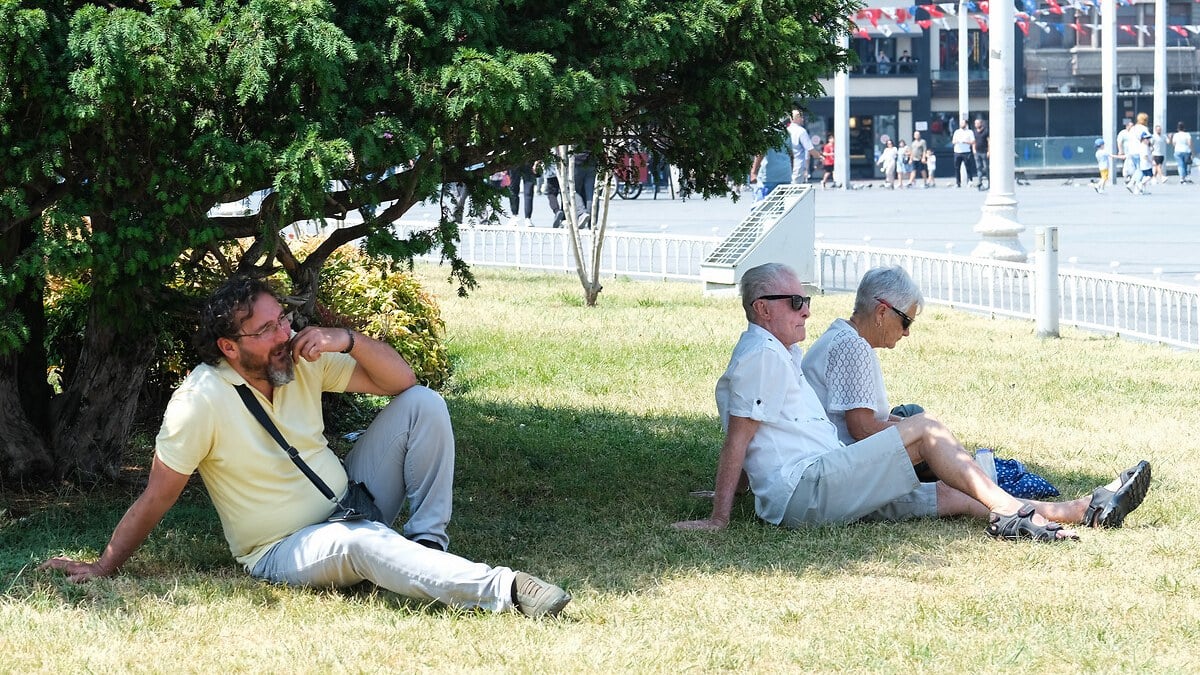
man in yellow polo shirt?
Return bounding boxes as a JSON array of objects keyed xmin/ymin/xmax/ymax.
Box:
[{"xmin": 41, "ymin": 277, "xmax": 570, "ymax": 618}]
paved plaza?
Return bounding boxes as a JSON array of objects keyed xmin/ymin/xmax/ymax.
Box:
[{"xmin": 400, "ymin": 177, "xmax": 1200, "ymax": 286}]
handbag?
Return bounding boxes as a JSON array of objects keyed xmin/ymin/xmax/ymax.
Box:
[{"xmin": 235, "ymin": 384, "xmax": 384, "ymax": 523}]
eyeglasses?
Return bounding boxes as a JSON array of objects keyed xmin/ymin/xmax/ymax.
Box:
[
  {"xmin": 234, "ymin": 311, "xmax": 293, "ymax": 340},
  {"xmin": 757, "ymin": 294, "xmax": 811, "ymax": 311},
  {"xmin": 875, "ymin": 297, "xmax": 914, "ymax": 330}
]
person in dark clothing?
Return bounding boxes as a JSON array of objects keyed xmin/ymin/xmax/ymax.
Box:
[{"xmin": 973, "ymin": 119, "xmax": 990, "ymax": 190}]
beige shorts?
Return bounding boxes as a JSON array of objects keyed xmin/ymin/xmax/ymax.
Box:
[{"xmin": 781, "ymin": 426, "xmax": 938, "ymax": 527}]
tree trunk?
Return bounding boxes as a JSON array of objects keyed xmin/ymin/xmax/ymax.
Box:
[
  {"xmin": 0, "ymin": 220, "xmax": 55, "ymax": 482},
  {"xmin": 49, "ymin": 297, "xmax": 157, "ymax": 482},
  {"xmin": 0, "ymin": 357, "xmax": 54, "ymax": 482}
]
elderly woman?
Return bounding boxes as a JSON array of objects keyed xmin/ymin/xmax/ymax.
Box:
[
  {"xmin": 801, "ymin": 266, "xmax": 923, "ymax": 446},
  {"xmin": 802, "ymin": 266, "xmax": 1062, "ymax": 500}
]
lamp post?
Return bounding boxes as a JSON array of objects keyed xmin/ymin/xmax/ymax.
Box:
[
  {"xmin": 972, "ymin": 0, "xmax": 1027, "ymax": 261},
  {"xmin": 1102, "ymin": 0, "xmax": 1116, "ymax": 178},
  {"xmin": 958, "ymin": 0, "xmax": 969, "ymax": 124},
  {"xmin": 835, "ymin": 32, "xmax": 850, "ymax": 190},
  {"xmin": 1154, "ymin": 0, "xmax": 1166, "ymax": 129}
]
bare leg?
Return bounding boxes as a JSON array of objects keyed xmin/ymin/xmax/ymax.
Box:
[
  {"xmin": 935, "ymin": 482, "xmax": 1089, "ymax": 523},
  {"xmin": 897, "ymin": 414, "xmax": 1077, "ymax": 537}
]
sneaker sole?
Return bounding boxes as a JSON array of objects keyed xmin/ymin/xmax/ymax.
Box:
[{"xmin": 1097, "ymin": 460, "xmax": 1151, "ymax": 528}]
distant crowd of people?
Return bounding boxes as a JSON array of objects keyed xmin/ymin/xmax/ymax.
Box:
[
  {"xmin": 750, "ymin": 111, "xmax": 993, "ymax": 196},
  {"xmin": 1093, "ymin": 112, "xmax": 1194, "ymax": 196}
]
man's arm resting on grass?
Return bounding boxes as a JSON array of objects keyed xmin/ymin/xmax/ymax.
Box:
[
  {"xmin": 39, "ymin": 457, "xmax": 189, "ymax": 583},
  {"xmin": 673, "ymin": 415, "xmax": 760, "ymax": 531}
]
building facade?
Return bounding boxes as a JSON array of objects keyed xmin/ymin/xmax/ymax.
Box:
[{"xmin": 803, "ymin": 0, "xmax": 1200, "ymax": 177}]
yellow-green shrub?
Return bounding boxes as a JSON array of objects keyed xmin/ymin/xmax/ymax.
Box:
[{"xmin": 314, "ymin": 247, "xmax": 450, "ymax": 389}]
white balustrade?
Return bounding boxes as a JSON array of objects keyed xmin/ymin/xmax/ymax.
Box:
[{"xmin": 395, "ymin": 220, "xmax": 1200, "ymax": 350}]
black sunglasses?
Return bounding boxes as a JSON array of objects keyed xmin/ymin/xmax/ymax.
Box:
[
  {"xmin": 875, "ymin": 297, "xmax": 914, "ymax": 329},
  {"xmin": 757, "ymin": 294, "xmax": 811, "ymax": 311}
]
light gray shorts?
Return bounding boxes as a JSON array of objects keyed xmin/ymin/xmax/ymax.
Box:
[{"xmin": 781, "ymin": 426, "xmax": 938, "ymax": 527}]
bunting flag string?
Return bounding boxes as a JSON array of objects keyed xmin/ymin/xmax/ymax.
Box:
[
  {"xmin": 850, "ymin": 19, "xmax": 1200, "ymax": 35},
  {"xmin": 846, "ymin": 3, "xmax": 1200, "ymax": 41}
]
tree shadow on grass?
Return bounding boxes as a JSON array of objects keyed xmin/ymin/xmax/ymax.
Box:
[
  {"xmin": 439, "ymin": 398, "xmax": 1136, "ymax": 595},
  {"xmin": 6, "ymin": 397, "xmax": 1134, "ymax": 611}
]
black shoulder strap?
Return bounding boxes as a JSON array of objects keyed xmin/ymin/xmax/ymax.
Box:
[{"xmin": 234, "ymin": 384, "xmax": 338, "ymax": 503}]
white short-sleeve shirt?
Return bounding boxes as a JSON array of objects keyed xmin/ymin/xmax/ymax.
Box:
[
  {"xmin": 801, "ymin": 318, "xmax": 889, "ymax": 445},
  {"xmin": 715, "ymin": 324, "xmax": 843, "ymax": 524}
]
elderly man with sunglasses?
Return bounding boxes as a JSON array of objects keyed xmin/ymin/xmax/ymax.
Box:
[
  {"xmin": 42, "ymin": 276, "xmax": 570, "ymax": 617},
  {"xmin": 672, "ymin": 263, "xmax": 1150, "ymax": 542}
]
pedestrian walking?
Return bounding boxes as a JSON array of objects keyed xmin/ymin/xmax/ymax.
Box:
[
  {"xmin": 1092, "ymin": 138, "xmax": 1110, "ymax": 194},
  {"xmin": 1152, "ymin": 125, "xmax": 1168, "ymax": 184},
  {"xmin": 1173, "ymin": 122, "xmax": 1194, "ymax": 184},
  {"xmin": 973, "ymin": 119, "xmax": 990, "ymax": 190},
  {"xmin": 951, "ymin": 119, "xmax": 976, "ymax": 188},
  {"xmin": 908, "ymin": 131, "xmax": 927, "ymax": 188},
  {"xmin": 877, "ymin": 139, "xmax": 899, "ymax": 189}
]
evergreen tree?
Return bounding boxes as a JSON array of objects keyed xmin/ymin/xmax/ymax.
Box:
[{"xmin": 0, "ymin": 0, "xmax": 855, "ymax": 482}]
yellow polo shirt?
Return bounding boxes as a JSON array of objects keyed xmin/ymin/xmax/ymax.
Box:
[{"xmin": 155, "ymin": 354, "xmax": 357, "ymax": 570}]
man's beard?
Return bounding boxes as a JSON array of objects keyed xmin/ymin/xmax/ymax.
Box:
[
  {"xmin": 267, "ymin": 360, "xmax": 295, "ymax": 386},
  {"xmin": 239, "ymin": 344, "xmax": 295, "ymax": 387}
]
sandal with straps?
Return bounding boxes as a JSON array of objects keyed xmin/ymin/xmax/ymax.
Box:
[
  {"xmin": 987, "ymin": 504, "xmax": 1078, "ymax": 542},
  {"xmin": 1083, "ymin": 460, "xmax": 1151, "ymax": 528}
]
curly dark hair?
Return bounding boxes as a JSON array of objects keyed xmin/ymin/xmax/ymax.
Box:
[{"xmin": 193, "ymin": 277, "xmax": 280, "ymax": 365}]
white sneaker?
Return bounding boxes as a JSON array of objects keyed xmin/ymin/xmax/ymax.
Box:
[{"xmin": 507, "ymin": 216, "xmax": 522, "ymax": 227}]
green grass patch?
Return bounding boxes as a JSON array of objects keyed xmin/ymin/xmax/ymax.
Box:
[{"xmin": 4, "ymin": 265, "xmax": 1199, "ymax": 671}]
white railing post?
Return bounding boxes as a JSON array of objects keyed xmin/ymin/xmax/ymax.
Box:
[{"xmin": 1036, "ymin": 227, "xmax": 1060, "ymax": 338}]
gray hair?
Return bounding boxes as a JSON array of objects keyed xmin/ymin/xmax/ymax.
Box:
[
  {"xmin": 852, "ymin": 266, "xmax": 924, "ymax": 317},
  {"xmin": 739, "ymin": 263, "xmax": 797, "ymax": 322}
]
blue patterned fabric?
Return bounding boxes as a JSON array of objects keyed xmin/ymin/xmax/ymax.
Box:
[{"xmin": 994, "ymin": 456, "xmax": 1060, "ymax": 499}]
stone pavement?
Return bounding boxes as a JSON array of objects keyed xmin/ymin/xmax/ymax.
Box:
[{"xmin": 399, "ymin": 176, "xmax": 1200, "ymax": 286}]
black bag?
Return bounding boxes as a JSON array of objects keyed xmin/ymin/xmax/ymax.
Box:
[
  {"xmin": 235, "ymin": 384, "xmax": 384, "ymax": 523},
  {"xmin": 330, "ymin": 480, "xmax": 384, "ymax": 523}
]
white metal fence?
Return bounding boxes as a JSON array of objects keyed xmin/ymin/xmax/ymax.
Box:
[
  {"xmin": 398, "ymin": 221, "xmax": 1200, "ymax": 350},
  {"xmin": 816, "ymin": 245, "xmax": 1200, "ymax": 349},
  {"xmin": 399, "ymin": 220, "xmax": 722, "ymax": 281}
]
